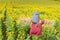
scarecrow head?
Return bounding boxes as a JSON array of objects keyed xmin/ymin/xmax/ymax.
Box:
[{"xmin": 32, "ymin": 11, "xmax": 40, "ymax": 23}]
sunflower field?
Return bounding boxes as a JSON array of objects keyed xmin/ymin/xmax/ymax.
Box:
[{"xmin": 0, "ymin": 0, "xmax": 60, "ymax": 40}]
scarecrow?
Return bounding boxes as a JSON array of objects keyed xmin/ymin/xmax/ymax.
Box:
[{"xmin": 29, "ymin": 11, "xmax": 55, "ymax": 36}]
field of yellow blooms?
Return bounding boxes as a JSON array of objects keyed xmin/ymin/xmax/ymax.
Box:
[{"xmin": 0, "ymin": 1, "xmax": 60, "ymax": 40}]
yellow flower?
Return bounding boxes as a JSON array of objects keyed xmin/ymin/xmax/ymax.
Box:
[
  {"xmin": 12, "ymin": 15, "xmax": 15, "ymax": 18},
  {"xmin": 20, "ymin": 36, "xmax": 22, "ymax": 39},
  {"xmin": 54, "ymin": 28, "xmax": 57, "ymax": 32},
  {"xmin": 18, "ymin": 35, "xmax": 22, "ymax": 39},
  {"xmin": 8, "ymin": 32, "xmax": 14, "ymax": 36},
  {"xmin": 0, "ymin": 14, "xmax": 4, "ymax": 18}
]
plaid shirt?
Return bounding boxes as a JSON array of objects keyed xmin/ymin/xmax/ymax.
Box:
[{"xmin": 30, "ymin": 20, "xmax": 44, "ymax": 36}]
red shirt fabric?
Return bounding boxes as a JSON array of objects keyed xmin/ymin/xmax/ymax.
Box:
[{"xmin": 30, "ymin": 20, "xmax": 44, "ymax": 36}]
